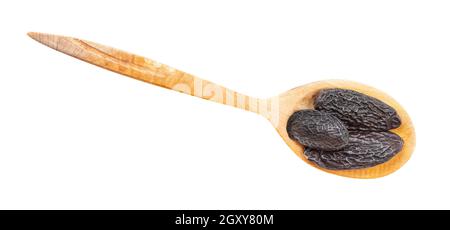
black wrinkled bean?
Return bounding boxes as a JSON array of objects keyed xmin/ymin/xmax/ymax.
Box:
[
  {"xmin": 314, "ymin": 88, "xmax": 401, "ymax": 131},
  {"xmin": 304, "ymin": 131, "xmax": 404, "ymax": 170},
  {"xmin": 287, "ymin": 110, "xmax": 349, "ymax": 151}
]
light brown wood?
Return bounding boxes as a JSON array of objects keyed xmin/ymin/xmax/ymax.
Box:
[
  {"xmin": 27, "ymin": 32, "xmax": 266, "ymax": 114},
  {"xmin": 28, "ymin": 32, "xmax": 415, "ymax": 179}
]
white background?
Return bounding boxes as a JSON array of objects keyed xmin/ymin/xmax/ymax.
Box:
[{"xmin": 0, "ymin": 0, "xmax": 449, "ymax": 210}]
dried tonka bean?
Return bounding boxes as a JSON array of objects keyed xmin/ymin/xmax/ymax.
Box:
[
  {"xmin": 287, "ymin": 110, "xmax": 349, "ymax": 151},
  {"xmin": 314, "ymin": 89, "xmax": 401, "ymax": 131},
  {"xmin": 304, "ymin": 131, "xmax": 403, "ymax": 170}
]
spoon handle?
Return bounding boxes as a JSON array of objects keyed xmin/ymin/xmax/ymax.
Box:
[{"xmin": 28, "ymin": 32, "xmax": 268, "ymax": 114}]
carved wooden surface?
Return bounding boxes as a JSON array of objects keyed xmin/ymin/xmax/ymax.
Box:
[{"xmin": 28, "ymin": 32, "xmax": 415, "ymax": 179}]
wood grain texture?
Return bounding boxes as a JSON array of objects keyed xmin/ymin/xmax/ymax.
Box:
[
  {"xmin": 27, "ymin": 32, "xmax": 266, "ymax": 114},
  {"xmin": 29, "ymin": 32, "xmax": 415, "ymax": 178}
]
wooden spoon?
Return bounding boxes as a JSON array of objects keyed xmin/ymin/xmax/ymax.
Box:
[{"xmin": 28, "ymin": 32, "xmax": 415, "ymax": 178}]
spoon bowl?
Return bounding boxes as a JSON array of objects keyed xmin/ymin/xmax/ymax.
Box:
[
  {"xmin": 28, "ymin": 32, "xmax": 415, "ymax": 179},
  {"xmin": 271, "ymin": 80, "xmax": 415, "ymax": 178}
]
